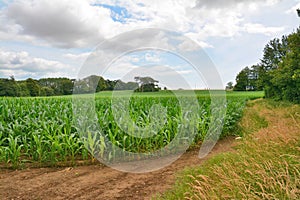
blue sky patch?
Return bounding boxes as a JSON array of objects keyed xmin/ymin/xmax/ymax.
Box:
[
  {"xmin": 0, "ymin": 1, "xmax": 8, "ymax": 8},
  {"xmin": 92, "ymin": 4, "xmax": 131, "ymax": 23}
]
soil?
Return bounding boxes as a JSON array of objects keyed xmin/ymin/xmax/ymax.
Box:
[{"xmin": 0, "ymin": 137, "xmax": 235, "ymax": 200}]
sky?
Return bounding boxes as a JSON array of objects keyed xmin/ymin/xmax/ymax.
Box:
[{"xmin": 0, "ymin": 0, "xmax": 299, "ymax": 89}]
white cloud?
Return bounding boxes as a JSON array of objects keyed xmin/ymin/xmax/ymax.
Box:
[
  {"xmin": 0, "ymin": 0, "xmax": 286, "ymax": 49},
  {"xmin": 177, "ymin": 70, "xmax": 193, "ymax": 75},
  {"xmin": 63, "ymin": 52, "xmax": 90, "ymax": 61},
  {"xmin": 0, "ymin": 49, "xmax": 74, "ymax": 79},
  {"xmin": 108, "ymin": 64, "xmax": 197, "ymax": 89},
  {"xmin": 2, "ymin": 0, "xmax": 116, "ymax": 48},
  {"xmin": 286, "ymin": 1, "xmax": 300, "ymax": 14},
  {"xmin": 145, "ymin": 52, "xmax": 161, "ymax": 63},
  {"xmin": 0, "ymin": 0, "xmax": 296, "ymax": 86},
  {"xmin": 194, "ymin": 0, "xmax": 279, "ymax": 9},
  {"xmin": 243, "ymin": 23, "xmax": 285, "ymax": 36},
  {"xmin": 182, "ymin": 34, "xmax": 213, "ymax": 50},
  {"xmin": 103, "ymin": 59, "xmax": 139, "ymax": 80},
  {"xmin": 131, "ymin": 56, "xmax": 140, "ymax": 63}
]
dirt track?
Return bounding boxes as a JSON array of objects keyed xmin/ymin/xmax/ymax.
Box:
[{"xmin": 0, "ymin": 137, "xmax": 234, "ymax": 200}]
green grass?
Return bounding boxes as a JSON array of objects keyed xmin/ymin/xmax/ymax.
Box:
[
  {"xmin": 94, "ymin": 90, "xmax": 264, "ymax": 98},
  {"xmin": 155, "ymin": 99, "xmax": 300, "ymax": 200},
  {"xmin": 0, "ymin": 90, "xmax": 264, "ymax": 168},
  {"xmin": 156, "ymin": 141, "xmax": 299, "ymax": 199}
]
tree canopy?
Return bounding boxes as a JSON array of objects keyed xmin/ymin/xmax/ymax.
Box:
[
  {"xmin": 0, "ymin": 75, "xmax": 149, "ymax": 97},
  {"xmin": 234, "ymin": 26, "xmax": 300, "ymax": 103},
  {"xmin": 134, "ymin": 76, "xmax": 160, "ymax": 92}
]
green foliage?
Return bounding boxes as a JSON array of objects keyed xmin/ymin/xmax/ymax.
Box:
[
  {"xmin": 0, "ymin": 75, "xmax": 138, "ymax": 97},
  {"xmin": 265, "ymin": 28, "xmax": 300, "ymax": 103},
  {"xmin": 39, "ymin": 77, "xmax": 74, "ymax": 95},
  {"xmin": 156, "ymin": 100, "xmax": 300, "ymax": 200},
  {"xmin": 234, "ymin": 26, "xmax": 300, "ymax": 103},
  {"xmin": 0, "ymin": 77, "xmax": 19, "ymax": 96},
  {"xmin": 261, "ymin": 36, "xmax": 288, "ymax": 70},
  {"xmin": 233, "ymin": 67, "xmax": 250, "ymax": 91},
  {"xmin": 233, "ymin": 66, "xmax": 260, "ymax": 91},
  {"xmin": 26, "ymin": 78, "xmax": 40, "ymax": 96},
  {"xmin": 225, "ymin": 82, "xmax": 233, "ymax": 90},
  {"xmin": 0, "ymin": 97, "xmax": 86, "ymax": 167},
  {"xmin": 0, "ymin": 91, "xmax": 262, "ymax": 168},
  {"xmin": 134, "ymin": 76, "xmax": 161, "ymax": 92}
]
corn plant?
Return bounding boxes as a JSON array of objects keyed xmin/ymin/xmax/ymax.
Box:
[{"xmin": 0, "ymin": 91, "xmax": 262, "ymax": 167}]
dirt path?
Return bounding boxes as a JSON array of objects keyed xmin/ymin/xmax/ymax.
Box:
[{"xmin": 0, "ymin": 137, "xmax": 235, "ymax": 200}]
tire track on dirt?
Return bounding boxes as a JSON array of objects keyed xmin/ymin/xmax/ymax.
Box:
[{"xmin": 0, "ymin": 137, "xmax": 235, "ymax": 200}]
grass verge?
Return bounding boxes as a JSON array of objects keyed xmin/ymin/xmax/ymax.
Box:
[{"xmin": 155, "ymin": 99, "xmax": 300, "ymax": 199}]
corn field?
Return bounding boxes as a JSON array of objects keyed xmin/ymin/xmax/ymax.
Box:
[{"xmin": 0, "ymin": 91, "xmax": 263, "ymax": 167}]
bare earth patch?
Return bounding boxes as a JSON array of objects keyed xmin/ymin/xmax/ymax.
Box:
[{"xmin": 0, "ymin": 137, "xmax": 235, "ymax": 200}]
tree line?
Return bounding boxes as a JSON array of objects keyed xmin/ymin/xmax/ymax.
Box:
[
  {"xmin": 0, "ymin": 75, "xmax": 162, "ymax": 97},
  {"xmin": 233, "ymin": 26, "xmax": 300, "ymax": 103}
]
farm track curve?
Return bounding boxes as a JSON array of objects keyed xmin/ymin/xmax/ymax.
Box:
[{"xmin": 0, "ymin": 137, "xmax": 235, "ymax": 200}]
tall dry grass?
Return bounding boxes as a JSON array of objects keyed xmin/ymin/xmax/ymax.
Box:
[{"xmin": 156, "ymin": 99, "xmax": 300, "ymax": 200}]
